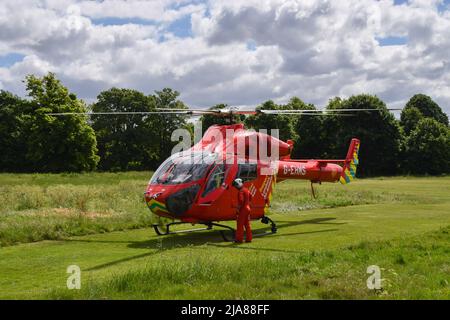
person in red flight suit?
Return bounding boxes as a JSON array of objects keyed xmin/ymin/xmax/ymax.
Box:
[{"xmin": 232, "ymin": 178, "xmax": 253, "ymax": 243}]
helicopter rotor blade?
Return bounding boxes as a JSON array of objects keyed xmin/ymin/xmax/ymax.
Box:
[
  {"xmin": 46, "ymin": 110, "xmax": 218, "ymax": 116},
  {"xmin": 262, "ymin": 112, "xmax": 355, "ymax": 116},
  {"xmin": 46, "ymin": 110, "xmax": 258, "ymax": 116},
  {"xmin": 47, "ymin": 107, "xmax": 402, "ymax": 117},
  {"xmin": 259, "ymin": 108, "xmax": 402, "ymax": 114}
]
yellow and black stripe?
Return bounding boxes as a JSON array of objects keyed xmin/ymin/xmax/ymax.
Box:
[{"xmin": 340, "ymin": 141, "xmax": 360, "ymax": 185}]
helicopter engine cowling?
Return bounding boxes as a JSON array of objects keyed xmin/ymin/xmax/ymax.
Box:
[{"xmin": 233, "ymin": 131, "xmax": 292, "ymax": 159}]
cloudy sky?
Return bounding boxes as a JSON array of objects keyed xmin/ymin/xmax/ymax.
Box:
[{"xmin": 0, "ymin": 0, "xmax": 449, "ymax": 114}]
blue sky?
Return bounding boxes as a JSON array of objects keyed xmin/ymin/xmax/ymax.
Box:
[
  {"xmin": 167, "ymin": 14, "xmax": 193, "ymax": 38},
  {"xmin": 91, "ymin": 17, "xmax": 157, "ymax": 26},
  {"xmin": 376, "ymin": 36, "xmax": 408, "ymax": 46},
  {"xmin": 0, "ymin": 53, "xmax": 26, "ymax": 68}
]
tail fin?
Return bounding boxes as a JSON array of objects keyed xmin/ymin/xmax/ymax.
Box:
[{"xmin": 339, "ymin": 138, "xmax": 360, "ymax": 185}]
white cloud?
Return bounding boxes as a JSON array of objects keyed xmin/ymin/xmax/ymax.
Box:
[{"xmin": 0, "ymin": 0, "xmax": 448, "ymax": 115}]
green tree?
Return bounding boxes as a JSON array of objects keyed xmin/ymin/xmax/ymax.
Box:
[
  {"xmin": 0, "ymin": 91, "xmax": 29, "ymax": 171},
  {"xmin": 244, "ymin": 100, "xmax": 295, "ymax": 141},
  {"xmin": 400, "ymin": 106, "xmax": 424, "ymax": 136},
  {"xmin": 404, "ymin": 118, "xmax": 450, "ymax": 175},
  {"xmin": 91, "ymin": 88, "xmax": 159, "ymax": 171},
  {"xmin": 322, "ymin": 95, "xmax": 402, "ymax": 176},
  {"xmin": 153, "ymin": 88, "xmax": 189, "ymax": 161},
  {"xmin": 25, "ymin": 73, "xmax": 99, "ymax": 172},
  {"xmin": 402, "ymin": 94, "xmax": 448, "ymax": 127},
  {"xmin": 286, "ymin": 97, "xmax": 324, "ymax": 159}
]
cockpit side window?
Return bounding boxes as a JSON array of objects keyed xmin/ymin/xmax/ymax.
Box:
[
  {"xmin": 236, "ymin": 163, "xmax": 257, "ymax": 182},
  {"xmin": 202, "ymin": 164, "xmax": 228, "ymax": 197}
]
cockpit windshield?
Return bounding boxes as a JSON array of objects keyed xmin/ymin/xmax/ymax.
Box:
[{"xmin": 150, "ymin": 152, "xmax": 217, "ymax": 185}]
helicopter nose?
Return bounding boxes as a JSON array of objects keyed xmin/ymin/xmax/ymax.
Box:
[{"xmin": 165, "ymin": 184, "xmax": 200, "ymax": 216}]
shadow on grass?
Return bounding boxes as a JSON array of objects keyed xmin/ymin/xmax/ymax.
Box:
[
  {"xmin": 207, "ymin": 228, "xmax": 339, "ymax": 254},
  {"xmin": 77, "ymin": 217, "xmax": 341, "ymax": 271},
  {"xmin": 86, "ymin": 251, "xmax": 159, "ymax": 271},
  {"xmin": 258, "ymin": 217, "xmax": 345, "ymax": 233}
]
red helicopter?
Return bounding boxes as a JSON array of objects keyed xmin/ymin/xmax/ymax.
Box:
[
  {"xmin": 51, "ymin": 106, "xmax": 391, "ymax": 241},
  {"xmin": 143, "ymin": 119, "xmax": 359, "ymax": 240}
]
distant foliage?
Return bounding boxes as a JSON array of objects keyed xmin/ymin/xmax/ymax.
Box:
[
  {"xmin": 0, "ymin": 73, "xmax": 99, "ymax": 172},
  {"xmin": 91, "ymin": 88, "xmax": 159, "ymax": 171},
  {"xmin": 0, "ymin": 91, "xmax": 29, "ymax": 171},
  {"xmin": 245, "ymin": 100, "xmax": 295, "ymax": 141},
  {"xmin": 91, "ymin": 88, "xmax": 190, "ymax": 171},
  {"xmin": 400, "ymin": 106, "xmax": 423, "ymax": 136},
  {"xmin": 153, "ymin": 88, "xmax": 189, "ymax": 163},
  {"xmin": 321, "ymin": 95, "xmax": 403, "ymax": 177},
  {"xmin": 288, "ymin": 97, "xmax": 324, "ymax": 159},
  {"xmin": 0, "ymin": 73, "xmax": 449, "ymax": 175},
  {"xmin": 25, "ymin": 73, "xmax": 99, "ymax": 172},
  {"xmin": 403, "ymin": 118, "xmax": 450, "ymax": 175},
  {"xmin": 402, "ymin": 94, "xmax": 448, "ymax": 127},
  {"xmin": 399, "ymin": 94, "xmax": 449, "ymax": 175}
]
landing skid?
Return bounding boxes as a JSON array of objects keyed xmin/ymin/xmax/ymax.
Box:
[
  {"xmin": 259, "ymin": 216, "xmax": 278, "ymax": 234},
  {"xmin": 152, "ymin": 216, "xmax": 277, "ymax": 242},
  {"xmin": 152, "ymin": 221, "xmax": 235, "ymax": 241}
]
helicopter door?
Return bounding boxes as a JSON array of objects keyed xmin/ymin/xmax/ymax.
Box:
[
  {"xmin": 231, "ymin": 163, "xmax": 264, "ymax": 209},
  {"xmin": 198, "ymin": 164, "xmax": 229, "ymax": 205}
]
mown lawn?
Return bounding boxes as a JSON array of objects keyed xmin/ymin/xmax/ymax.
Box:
[{"xmin": 0, "ymin": 174, "xmax": 449, "ymax": 299}]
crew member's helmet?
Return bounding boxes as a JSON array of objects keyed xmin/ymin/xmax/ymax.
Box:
[{"xmin": 232, "ymin": 178, "xmax": 243, "ymax": 189}]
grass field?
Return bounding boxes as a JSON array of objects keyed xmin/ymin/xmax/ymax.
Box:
[
  {"xmin": 0, "ymin": 172, "xmax": 154, "ymax": 246},
  {"xmin": 0, "ymin": 173, "xmax": 449, "ymax": 299}
]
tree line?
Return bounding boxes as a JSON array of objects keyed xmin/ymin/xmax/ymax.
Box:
[{"xmin": 1, "ymin": 73, "xmax": 449, "ymax": 176}]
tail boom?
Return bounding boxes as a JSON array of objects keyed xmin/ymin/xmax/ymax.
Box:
[
  {"xmin": 277, "ymin": 160, "xmax": 343, "ymax": 183},
  {"xmin": 276, "ymin": 138, "xmax": 360, "ymax": 184}
]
